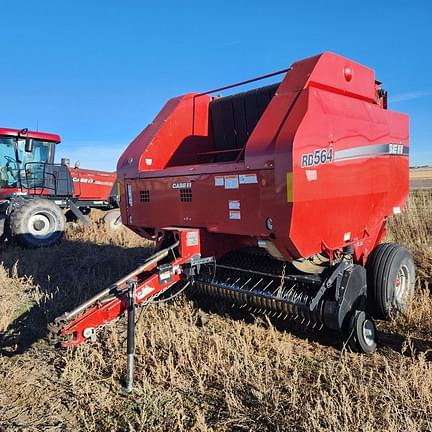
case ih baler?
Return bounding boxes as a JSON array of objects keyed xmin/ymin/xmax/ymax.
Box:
[
  {"xmin": 50, "ymin": 52, "xmax": 414, "ymax": 390},
  {"xmin": 0, "ymin": 127, "xmax": 120, "ymax": 247}
]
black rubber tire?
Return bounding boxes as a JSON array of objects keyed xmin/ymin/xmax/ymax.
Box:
[
  {"xmin": 366, "ymin": 243, "xmax": 415, "ymax": 320},
  {"xmin": 347, "ymin": 310, "xmax": 378, "ymax": 353},
  {"xmin": 102, "ymin": 209, "xmax": 122, "ymax": 230},
  {"xmin": 9, "ymin": 199, "xmax": 65, "ymax": 248}
]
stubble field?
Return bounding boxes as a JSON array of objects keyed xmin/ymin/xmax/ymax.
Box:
[
  {"xmin": 410, "ymin": 167, "xmax": 432, "ymax": 190},
  {"xmin": 0, "ymin": 190, "xmax": 431, "ymax": 431}
]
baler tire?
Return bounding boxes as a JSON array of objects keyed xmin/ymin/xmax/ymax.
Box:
[
  {"xmin": 366, "ymin": 243, "xmax": 415, "ymax": 320},
  {"xmin": 9, "ymin": 199, "xmax": 65, "ymax": 248},
  {"xmin": 102, "ymin": 209, "xmax": 122, "ymax": 230},
  {"xmin": 347, "ymin": 310, "xmax": 378, "ymax": 353}
]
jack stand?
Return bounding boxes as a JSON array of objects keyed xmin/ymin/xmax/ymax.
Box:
[{"xmin": 123, "ymin": 279, "xmax": 136, "ymax": 394}]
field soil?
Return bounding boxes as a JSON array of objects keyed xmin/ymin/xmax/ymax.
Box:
[{"xmin": 0, "ymin": 191, "xmax": 431, "ymax": 431}]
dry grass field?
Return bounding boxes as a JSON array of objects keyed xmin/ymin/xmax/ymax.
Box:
[
  {"xmin": 410, "ymin": 167, "xmax": 432, "ymax": 190},
  {"xmin": 0, "ymin": 191, "xmax": 431, "ymax": 431}
]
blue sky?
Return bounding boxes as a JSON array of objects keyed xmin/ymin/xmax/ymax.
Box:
[{"xmin": 1, "ymin": 0, "xmax": 431, "ymax": 170}]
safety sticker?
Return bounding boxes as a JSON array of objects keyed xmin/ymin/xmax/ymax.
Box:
[
  {"xmin": 229, "ymin": 210, "xmax": 241, "ymax": 220},
  {"xmin": 239, "ymin": 173, "xmax": 258, "ymax": 184},
  {"xmin": 186, "ymin": 230, "xmax": 199, "ymax": 246},
  {"xmin": 229, "ymin": 200, "xmax": 240, "ymax": 210},
  {"xmin": 136, "ymin": 286, "xmax": 155, "ymax": 300},
  {"xmin": 305, "ymin": 170, "xmax": 317, "ymax": 181},
  {"xmin": 224, "ymin": 175, "xmax": 239, "ymax": 189},
  {"xmin": 215, "ymin": 176, "xmax": 224, "ymax": 186}
]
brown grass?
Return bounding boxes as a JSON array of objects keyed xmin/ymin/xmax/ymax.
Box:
[{"xmin": 0, "ymin": 193, "xmax": 431, "ymax": 431}]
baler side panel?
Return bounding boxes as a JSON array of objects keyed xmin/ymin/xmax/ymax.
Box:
[
  {"xmin": 126, "ymin": 172, "xmax": 269, "ymax": 237},
  {"xmin": 287, "ymin": 87, "xmax": 409, "ymax": 258}
]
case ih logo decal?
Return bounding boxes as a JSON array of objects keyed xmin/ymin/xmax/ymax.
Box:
[
  {"xmin": 72, "ymin": 177, "xmax": 114, "ymax": 186},
  {"xmin": 301, "ymin": 149, "xmax": 333, "ymax": 168},
  {"xmin": 388, "ymin": 144, "xmax": 404, "ymax": 155},
  {"xmin": 72, "ymin": 177, "xmax": 94, "ymax": 183},
  {"xmin": 172, "ymin": 182, "xmax": 192, "ymax": 189}
]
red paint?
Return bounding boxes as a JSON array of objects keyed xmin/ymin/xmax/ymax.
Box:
[
  {"xmin": 117, "ymin": 52, "xmax": 409, "ymax": 264},
  {"xmin": 0, "ymin": 127, "xmax": 60, "ymax": 143},
  {"xmin": 69, "ymin": 167, "xmax": 116, "ymax": 201}
]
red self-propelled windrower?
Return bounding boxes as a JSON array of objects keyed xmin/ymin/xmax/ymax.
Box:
[
  {"xmin": 0, "ymin": 127, "xmax": 120, "ymax": 247},
  {"xmin": 52, "ymin": 53, "xmax": 414, "ymax": 373}
]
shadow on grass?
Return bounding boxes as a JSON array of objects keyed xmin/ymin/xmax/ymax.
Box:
[
  {"xmin": 188, "ymin": 293, "xmax": 432, "ymax": 358},
  {"xmin": 0, "ymin": 239, "xmax": 153, "ymax": 357},
  {"xmin": 378, "ymin": 331, "xmax": 432, "ymax": 360}
]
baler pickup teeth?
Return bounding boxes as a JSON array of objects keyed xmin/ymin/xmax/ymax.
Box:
[
  {"xmin": 193, "ymin": 250, "xmax": 371, "ymax": 346},
  {"xmin": 194, "ymin": 252, "xmax": 323, "ymax": 325}
]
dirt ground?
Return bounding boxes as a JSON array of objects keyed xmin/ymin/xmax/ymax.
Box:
[{"xmin": 0, "ymin": 191, "xmax": 431, "ymax": 431}]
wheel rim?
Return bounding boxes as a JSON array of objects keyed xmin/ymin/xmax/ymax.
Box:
[
  {"xmin": 394, "ymin": 264, "xmax": 410, "ymax": 305},
  {"xmin": 361, "ymin": 319, "xmax": 376, "ymax": 348},
  {"xmin": 27, "ymin": 213, "xmax": 54, "ymax": 239}
]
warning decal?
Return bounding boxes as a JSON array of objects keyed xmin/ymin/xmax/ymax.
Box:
[
  {"xmin": 215, "ymin": 176, "xmax": 224, "ymax": 186},
  {"xmin": 229, "ymin": 210, "xmax": 241, "ymax": 220},
  {"xmin": 229, "ymin": 200, "xmax": 240, "ymax": 210},
  {"xmin": 224, "ymin": 175, "xmax": 239, "ymax": 189},
  {"xmin": 239, "ymin": 173, "xmax": 258, "ymax": 184}
]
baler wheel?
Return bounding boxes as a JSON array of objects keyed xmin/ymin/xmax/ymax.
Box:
[
  {"xmin": 102, "ymin": 209, "xmax": 122, "ymax": 230},
  {"xmin": 366, "ymin": 243, "xmax": 415, "ymax": 320},
  {"xmin": 347, "ymin": 311, "xmax": 378, "ymax": 353},
  {"xmin": 9, "ymin": 199, "xmax": 65, "ymax": 248}
]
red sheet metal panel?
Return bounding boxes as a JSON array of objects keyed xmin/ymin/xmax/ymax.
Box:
[{"xmin": 69, "ymin": 167, "xmax": 116, "ymax": 201}]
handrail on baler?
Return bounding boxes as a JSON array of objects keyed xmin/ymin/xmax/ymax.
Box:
[
  {"xmin": 191, "ymin": 68, "xmax": 291, "ymax": 164},
  {"xmin": 191, "ymin": 67, "xmax": 291, "ymax": 140},
  {"xmin": 194, "ymin": 67, "xmax": 291, "ymax": 97}
]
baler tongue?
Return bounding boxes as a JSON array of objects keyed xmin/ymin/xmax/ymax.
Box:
[
  {"xmin": 48, "ymin": 229, "xmax": 211, "ymax": 392},
  {"xmin": 48, "ymin": 241, "xmax": 181, "ymax": 346}
]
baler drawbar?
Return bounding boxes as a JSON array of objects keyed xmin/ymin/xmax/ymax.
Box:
[{"xmin": 50, "ymin": 52, "xmax": 415, "ymax": 389}]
